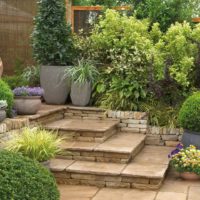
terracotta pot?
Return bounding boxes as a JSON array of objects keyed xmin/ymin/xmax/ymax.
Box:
[
  {"xmin": 0, "ymin": 58, "xmax": 3, "ymax": 78},
  {"xmin": 14, "ymin": 96, "xmax": 41, "ymax": 115},
  {"xmin": 180, "ymin": 172, "xmax": 200, "ymax": 180}
]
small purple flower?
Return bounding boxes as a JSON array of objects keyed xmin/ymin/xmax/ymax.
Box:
[
  {"xmin": 168, "ymin": 143, "xmax": 184, "ymax": 158},
  {"xmin": 13, "ymin": 87, "xmax": 44, "ymax": 97}
]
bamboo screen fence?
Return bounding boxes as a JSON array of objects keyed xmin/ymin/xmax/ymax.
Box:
[{"xmin": 0, "ymin": 0, "xmax": 37, "ymax": 74}]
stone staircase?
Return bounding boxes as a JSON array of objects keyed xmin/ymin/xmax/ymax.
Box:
[{"xmin": 42, "ymin": 107, "xmax": 172, "ymax": 190}]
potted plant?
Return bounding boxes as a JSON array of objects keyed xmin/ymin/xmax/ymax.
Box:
[
  {"xmin": 13, "ymin": 87, "xmax": 44, "ymax": 115},
  {"xmin": 31, "ymin": 0, "xmax": 74, "ymax": 105},
  {"xmin": 178, "ymin": 92, "xmax": 200, "ymax": 148},
  {"xmin": 0, "ymin": 57, "xmax": 3, "ymax": 77},
  {"xmin": 169, "ymin": 144, "xmax": 200, "ymax": 180},
  {"xmin": 6, "ymin": 127, "xmax": 63, "ymax": 167},
  {"xmin": 65, "ymin": 59, "xmax": 99, "ymax": 106},
  {"xmin": 0, "ymin": 100, "xmax": 7, "ymax": 122}
]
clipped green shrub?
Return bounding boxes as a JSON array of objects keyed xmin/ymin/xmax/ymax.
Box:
[
  {"xmin": 32, "ymin": 0, "xmax": 74, "ymax": 65},
  {"xmin": 178, "ymin": 92, "xmax": 200, "ymax": 132},
  {"xmin": 0, "ymin": 150, "xmax": 59, "ymax": 200},
  {"xmin": 0, "ymin": 79, "xmax": 14, "ymax": 115}
]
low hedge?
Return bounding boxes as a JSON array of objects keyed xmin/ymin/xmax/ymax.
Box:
[
  {"xmin": 178, "ymin": 92, "xmax": 200, "ymax": 132},
  {"xmin": 0, "ymin": 150, "xmax": 59, "ymax": 200}
]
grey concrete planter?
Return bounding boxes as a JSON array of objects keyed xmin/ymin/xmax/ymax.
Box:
[
  {"xmin": 0, "ymin": 110, "xmax": 6, "ymax": 122},
  {"xmin": 182, "ymin": 130, "xmax": 200, "ymax": 149},
  {"xmin": 71, "ymin": 81, "xmax": 92, "ymax": 106},
  {"xmin": 14, "ymin": 96, "xmax": 42, "ymax": 115},
  {"xmin": 40, "ymin": 65, "xmax": 71, "ymax": 105}
]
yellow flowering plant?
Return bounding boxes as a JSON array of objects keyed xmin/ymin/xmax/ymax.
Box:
[{"xmin": 171, "ymin": 145, "xmax": 200, "ymax": 175}]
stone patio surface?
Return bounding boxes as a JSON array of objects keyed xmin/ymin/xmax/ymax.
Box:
[{"xmin": 58, "ymin": 170, "xmax": 200, "ymax": 200}]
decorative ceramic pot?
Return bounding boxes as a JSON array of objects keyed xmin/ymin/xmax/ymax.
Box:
[
  {"xmin": 0, "ymin": 109, "xmax": 6, "ymax": 122},
  {"xmin": 0, "ymin": 57, "xmax": 3, "ymax": 78},
  {"xmin": 14, "ymin": 96, "xmax": 41, "ymax": 115},
  {"xmin": 40, "ymin": 66, "xmax": 71, "ymax": 105},
  {"xmin": 70, "ymin": 81, "xmax": 92, "ymax": 106},
  {"xmin": 182, "ymin": 130, "xmax": 200, "ymax": 149},
  {"xmin": 180, "ymin": 172, "xmax": 200, "ymax": 181}
]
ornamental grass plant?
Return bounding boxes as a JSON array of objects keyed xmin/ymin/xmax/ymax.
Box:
[{"xmin": 6, "ymin": 127, "xmax": 63, "ymax": 162}]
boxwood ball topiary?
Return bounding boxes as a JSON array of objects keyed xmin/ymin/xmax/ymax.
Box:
[
  {"xmin": 0, "ymin": 150, "xmax": 59, "ymax": 200},
  {"xmin": 178, "ymin": 92, "xmax": 200, "ymax": 132},
  {"xmin": 0, "ymin": 79, "xmax": 14, "ymax": 115}
]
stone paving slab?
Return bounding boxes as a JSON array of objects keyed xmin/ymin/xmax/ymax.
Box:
[
  {"xmin": 60, "ymin": 133, "xmax": 145, "ymax": 154},
  {"xmin": 45, "ymin": 119, "xmax": 119, "ymax": 132},
  {"xmin": 60, "ymin": 141, "xmax": 99, "ymax": 151},
  {"xmin": 59, "ymin": 185, "xmax": 99, "ymax": 200},
  {"xmin": 67, "ymin": 161, "xmax": 126, "ymax": 176},
  {"xmin": 95, "ymin": 133, "xmax": 145, "ymax": 153},
  {"xmin": 188, "ymin": 187, "xmax": 200, "ymax": 200},
  {"xmin": 155, "ymin": 192, "xmax": 187, "ymax": 200},
  {"xmin": 59, "ymin": 170, "xmax": 200, "ymax": 200},
  {"xmin": 49, "ymin": 159, "xmax": 74, "ymax": 172},
  {"xmin": 122, "ymin": 163, "xmax": 168, "ymax": 178},
  {"xmin": 92, "ymin": 188, "xmax": 156, "ymax": 200}
]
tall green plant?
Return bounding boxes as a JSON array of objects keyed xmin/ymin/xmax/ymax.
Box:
[
  {"xmin": 134, "ymin": 0, "xmax": 200, "ymax": 32},
  {"xmin": 32, "ymin": 0, "xmax": 74, "ymax": 65}
]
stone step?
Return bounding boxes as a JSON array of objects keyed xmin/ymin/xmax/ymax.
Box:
[
  {"xmin": 44, "ymin": 119, "xmax": 119, "ymax": 142},
  {"xmin": 58, "ymin": 133, "xmax": 146, "ymax": 164},
  {"xmin": 50, "ymin": 146, "xmax": 173, "ymax": 190}
]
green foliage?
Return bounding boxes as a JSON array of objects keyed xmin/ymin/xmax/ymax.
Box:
[
  {"xmin": 0, "ymin": 79, "xmax": 14, "ymax": 115},
  {"xmin": 2, "ymin": 75, "xmax": 28, "ymax": 89},
  {"xmin": 73, "ymin": 0, "xmax": 134, "ymax": 6},
  {"xmin": 0, "ymin": 150, "xmax": 59, "ymax": 200},
  {"xmin": 178, "ymin": 92, "xmax": 200, "ymax": 132},
  {"xmin": 32, "ymin": 0, "xmax": 74, "ymax": 65},
  {"xmin": 65, "ymin": 59, "xmax": 99, "ymax": 84},
  {"xmin": 6, "ymin": 128, "xmax": 63, "ymax": 162},
  {"xmin": 22, "ymin": 65, "xmax": 40, "ymax": 86},
  {"xmin": 140, "ymin": 100, "xmax": 180, "ymax": 127},
  {"xmin": 135, "ymin": 0, "xmax": 200, "ymax": 32},
  {"xmin": 171, "ymin": 145, "xmax": 200, "ymax": 175}
]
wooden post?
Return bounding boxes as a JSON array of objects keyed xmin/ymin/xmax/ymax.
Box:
[{"xmin": 66, "ymin": 0, "xmax": 72, "ymax": 24}]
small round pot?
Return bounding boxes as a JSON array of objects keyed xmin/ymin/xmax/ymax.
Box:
[
  {"xmin": 14, "ymin": 96, "xmax": 42, "ymax": 115},
  {"xmin": 0, "ymin": 109, "xmax": 6, "ymax": 122},
  {"xmin": 70, "ymin": 81, "xmax": 92, "ymax": 106},
  {"xmin": 182, "ymin": 130, "xmax": 200, "ymax": 149},
  {"xmin": 180, "ymin": 172, "xmax": 200, "ymax": 181}
]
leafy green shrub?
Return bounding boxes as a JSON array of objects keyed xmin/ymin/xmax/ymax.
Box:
[
  {"xmin": 2, "ymin": 75, "xmax": 28, "ymax": 89},
  {"xmin": 0, "ymin": 150, "xmax": 59, "ymax": 200},
  {"xmin": 65, "ymin": 59, "xmax": 99, "ymax": 83},
  {"xmin": 0, "ymin": 79, "xmax": 14, "ymax": 115},
  {"xmin": 178, "ymin": 92, "xmax": 200, "ymax": 132},
  {"xmin": 32, "ymin": 0, "xmax": 74, "ymax": 65},
  {"xmin": 134, "ymin": 0, "xmax": 198, "ymax": 32},
  {"xmin": 6, "ymin": 128, "xmax": 62, "ymax": 162}
]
